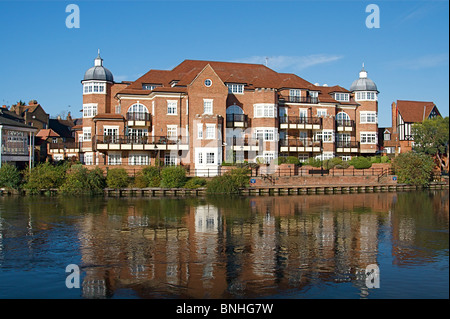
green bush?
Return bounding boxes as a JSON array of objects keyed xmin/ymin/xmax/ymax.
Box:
[
  {"xmin": 306, "ymin": 157, "xmax": 322, "ymax": 168},
  {"xmin": 184, "ymin": 177, "xmax": 207, "ymax": 189},
  {"xmin": 24, "ymin": 162, "xmax": 68, "ymax": 193},
  {"xmin": 160, "ymin": 166, "xmax": 187, "ymax": 188},
  {"xmin": 106, "ymin": 168, "xmax": 130, "ymax": 189},
  {"xmin": 393, "ymin": 152, "xmax": 435, "ymax": 186},
  {"xmin": 87, "ymin": 167, "xmax": 106, "ymax": 192},
  {"xmin": 335, "ymin": 161, "xmax": 350, "ymax": 169},
  {"xmin": 0, "ymin": 163, "xmax": 22, "ymax": 190},
  {"xmin": 322, "ymin": 157, "xmax": 343, "ymax": 169},
  {"xmin": 60, "ymin": 165, "xmax": 88, "ymax": 194},
  {"xmin": 350, "ymin": 156, "xmax": 372, "ymax": 169},
  {"xmin": 207, "ymin": 168, "xmax": 250, "ymax": 194},
  {"xmin": 381, "ymin": 155, "xmax": 391, "ymax": 163},
  {"xmin": 134, "ymin": 166, "xmax": 161, "ymax": 188}
]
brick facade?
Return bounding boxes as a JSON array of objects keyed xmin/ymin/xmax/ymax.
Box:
[{"xmin": 50, "ymin": 55, "xmax": 382, "ymax": 176}]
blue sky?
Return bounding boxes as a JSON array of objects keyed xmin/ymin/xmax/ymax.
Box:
[{"xmin": 0, "ymin": 0, "xmax": 448, "ymax": 127}]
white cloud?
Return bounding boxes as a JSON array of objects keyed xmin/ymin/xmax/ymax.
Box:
[
  {"xmin": 394, "ymin": 54, "xmax": 449, "ymax": 70},
  {"xmin": 232, "ymin": 54, "xmax": 343, "ymax": 72}
]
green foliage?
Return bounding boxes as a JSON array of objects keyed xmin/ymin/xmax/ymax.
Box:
[
  {"xmin": 381, "ymin": 155, "xmax": 391, "ymax": 163},
  {"xmin": 184, "ymin": 177, "xmax": 207, "ymax": 189},
  {"xmin": 306, "ymin": 157, "xmax": 322, "ymax": 168},
  {"xmin": 393, "ymin": 152, "xmax": 435, "ymax": 186},
  {"xmin": 323, "ymin": 157, "xmax": 343, "ymax": 169},
  {"xmin": 106, "ymin": 168, "xmax": 130, "ymax": 189},
  {"xmin": 0, "ymin": 163, "xmax": 22, "ymax": 190},
  {"xmin": 235, "ymin": 161, "xmax": 259, "ymax": 169},
  {"xmin": 60, "ymin": 165, "xmax": 88, "ymax": 194},
  {"xmin": 87, "ymin": 167, "xmax": 106, "ymax": 192},
  {"xmin": 24, "ymin": 162, "xmax": 68, "ymax": 193},
  {"xmin": 349, "ymin": 156, "xmax": 372, "ymax": 169},
  {"xmin": 335, "ymin": 161, "xmax": 350, "ymax": 169},
  {"xmin": 277, "ymin": 156, "xmax": 301, "ymax": 165},
  {"xmin": 134, "ymin": 166, "xmax": 161, "ymax": 188},
  {"xmin": 160, "ymin": 166, "xmax": 187, "ymax": 188},
  {"xmin": 412, "ymin": 116, "xmax": 449, "ymax": 170},
  {"xmin": 207, "ymin": 168, "xmax": 250, "ymax": 194}
]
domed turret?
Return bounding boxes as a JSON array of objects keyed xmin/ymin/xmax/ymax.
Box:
[
  {"xmin": 83, "ymin": 50, "xmax": 114, "ymax": 82},
  {"xmin": 350, "ymin": 64, "xmax": 377, "ymax": 92}
]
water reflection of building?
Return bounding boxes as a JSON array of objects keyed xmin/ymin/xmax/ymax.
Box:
[{"xmin": 73, "ymin": 193, "xmax": 394, "ymax": 298}]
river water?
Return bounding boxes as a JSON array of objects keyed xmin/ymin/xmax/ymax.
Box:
[{"xmin": 0, "ymin": 190, "xmax": 448, "ymax": 299}]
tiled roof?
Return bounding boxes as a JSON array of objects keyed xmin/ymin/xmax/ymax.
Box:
[
  {"xmin": 36, "ymin": 129, "xmax": 60, "ymax": 138},
  {"xmin": 396, "ymin": 100, "xmax": 437, "ymax": 123}
]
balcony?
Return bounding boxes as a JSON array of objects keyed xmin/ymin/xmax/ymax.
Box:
[
  {"xmin": 227, "ymin": 136, "xmax": 260, "ymax": 152},
  {"xmin": 126, "ymin": 112, "xmax": 151, "ymax": 127},
  {"xmin": 49, "ymin": 141, "xmax": 80, "ymax": 153},
  {"xmin": 336, "ymin": 119, "xmax": 355, "ymax": 132},
  {"xmin": 280, "ymin": 138, "xmax": 322, "ymax": 153},
  {"xmin": 95, "ymin": 135, "xmax": 189, "ymax": 151},
  {"xmin": 279, "ymin": 96, "xmax": 319, "ymax": 104},
  {"xmin": 226, "ymin": 114, "xmax": 249, "ymax": 128},
  {"xmin": 336, "ymin": 141, "xmax": 360, "ymax": 153},
  {"xmin": 279, "ymin": 116, "xmax": 322, "ymax": 130}
]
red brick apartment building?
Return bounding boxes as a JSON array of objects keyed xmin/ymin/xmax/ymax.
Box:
[{"xmin": 50, "ymin": 53, "xmax": 380, "ymax": 176}]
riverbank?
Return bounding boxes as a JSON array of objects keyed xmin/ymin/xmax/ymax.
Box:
[{"xmin": 1, "ymin": 180, "xmax": 448, "ymax": 197}]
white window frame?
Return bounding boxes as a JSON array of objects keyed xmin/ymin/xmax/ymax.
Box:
[
  {"xmin": 315, "ymin": 130, "xmax": 334, "ymax": 143},
  {"xmin": 203, "ymin": 99, "xmax": 213, "ymax": 115},
  {"xmin": 167, "ymin": 125, "xmax": 178, "ymax": 140},
  {"xmin": 355, "ymin": 91, "xmax": 377, "ymax": 101},
  {"xmin": 254, "ymin": 128, "xmax": 276, "ymax": 141},
  {"xmin": 206, "ymin": 152, "xmax": 215, "ymax": 164},
  {"xmin": 83, "ymin": 81, "xmax": 106, "ymax": 95},
  {"xmin": 299, "ymin": 108, "xmax": 308, "ymax": 118},
  {"xmin": 205, "ymin": 124, "xmax": 215, "ymax": 140},
  {"xmin": 254, "ymin": 103, "xmax": 276, "ymax": 118},
  {"xmin": 108, "ymin": 153, "xmax": 122, "ymax": 165},
  {"xmin": 360, "ymin": 132, "xmax": 378, "ymax": 144},
  {"xmin": 256, "ymin": 151, "xmax": 276, "ymax": 164},
  {"xmin": 129, "ymin": 153, "xmax": 149, "ymax": 166},
  {"xmin": 289, "ymin": 89, "xmax": 301, "ymax": 97},
  {"xmin": 84, "ymin": 153, "xmax": 94, "ymax": 165},
  {"xmin": 83, "ymin": 103, "xmax": 98, "ymax": 118},
  {"xmin": 82, "ymin": 127, "xmax": 92, "ymax": 142},
  {"xmin": 227, "ymin": 83, "xmax": 244, "ymax": 94},
  {"xmin": 298, "ymin": 154, "xmax": 309, "ymax": 163},
  {"xmin": 335, "ymin": 93, "xmax": 350, "ymax": 102},
  {"xmin": 167, "ymin": 100, "xmax": 178, "ymax": 115},
  {"xmin": 317, "ymin": 109, "xmax": 327, "ymax": 117},
  {"xmin": 197, "ymin": 123, "xmax": 203, "ymax": 139},
  {"xmin": 360, "ymin": 111, "xmax": 377, "ymax": 124},
  {"xmin": 164, "ymin": 153, "xmax": 177, "ymax": 166}
]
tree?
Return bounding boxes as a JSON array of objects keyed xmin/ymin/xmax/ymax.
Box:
[
  {"xmin": 412, "ymin": 116, "xmax": 449, "ymax": 172},
  {"xmin": 393, "ymin": 152, "xmax": 435, "ymax": 186}
]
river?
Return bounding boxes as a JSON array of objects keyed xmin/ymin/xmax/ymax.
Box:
[{"xmin": 0, "ymin": 190, "xmax": 448, "ymax": 299}]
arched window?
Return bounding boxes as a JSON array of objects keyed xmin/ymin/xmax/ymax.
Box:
[
  {"xmin": 226, "ymin": 104, "xmax": 244, "ymax": 115},
  {"xmin": 127, "ymin": 103, "xmax": 149, "ymax": 121},
  {"xmin": 336, "ymin": 112, "xmax": 350, "ymax": 126},
  {"xmin": 226, "ymin": 104, "xmax": 245, "ymax": 122}
]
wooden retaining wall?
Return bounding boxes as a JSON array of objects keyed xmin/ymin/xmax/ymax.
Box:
[{"xmin": 1, "ymin": 182, "xmax": 448, "ymax": 197}]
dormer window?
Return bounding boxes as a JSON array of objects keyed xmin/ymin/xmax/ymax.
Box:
[
  {"xmin": 142, "ymin": 84, "xmax": 157, "ymax": 90},
  {"xmin": 227, "ymin": 83, "xmax": 244, "ymax": 94},
  {"xmin": 309, "ymin": 91, "xmax": 318, "ymax": 98},
  {"xmin": 335, "ymin": 93, "xmax": 349, "ymax": 102}
]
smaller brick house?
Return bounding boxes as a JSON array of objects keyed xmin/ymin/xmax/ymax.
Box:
[{"xmin": 380, "ymin": 100, "xmax": 441, "ymax": 154}]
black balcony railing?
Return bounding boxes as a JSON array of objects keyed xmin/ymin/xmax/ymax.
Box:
[
  {"xmin": 336, "ymin": 141, "xmax": 360, "ymax": 148},
  {"xmin": 226, "ymin": 114, "xmax": 249, "ymax": 127},
  {"xmin": 126, "ymin": 112, "xmax": 151, "ymax": 121},
  {"xmin": 95, "ymin": 135, "xmax": 188, "ymax": 145},
  {"xmin": 279, "ymin": 138, "xmax": 322, "ymax": 148},
  {"xmin": 279, "ymin": 96, "xmax": 319, "ymax": 104},
  {"xmin": 279, "ymin": 116, "xmax": 322, "ymax": 126},
  {"xmin": 336, "ymin": 119, "xmax": 355, "ymax": 128},
  {"xmin": 49, "ymin": 141, "xmax": 79, "ymax": 149}
]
